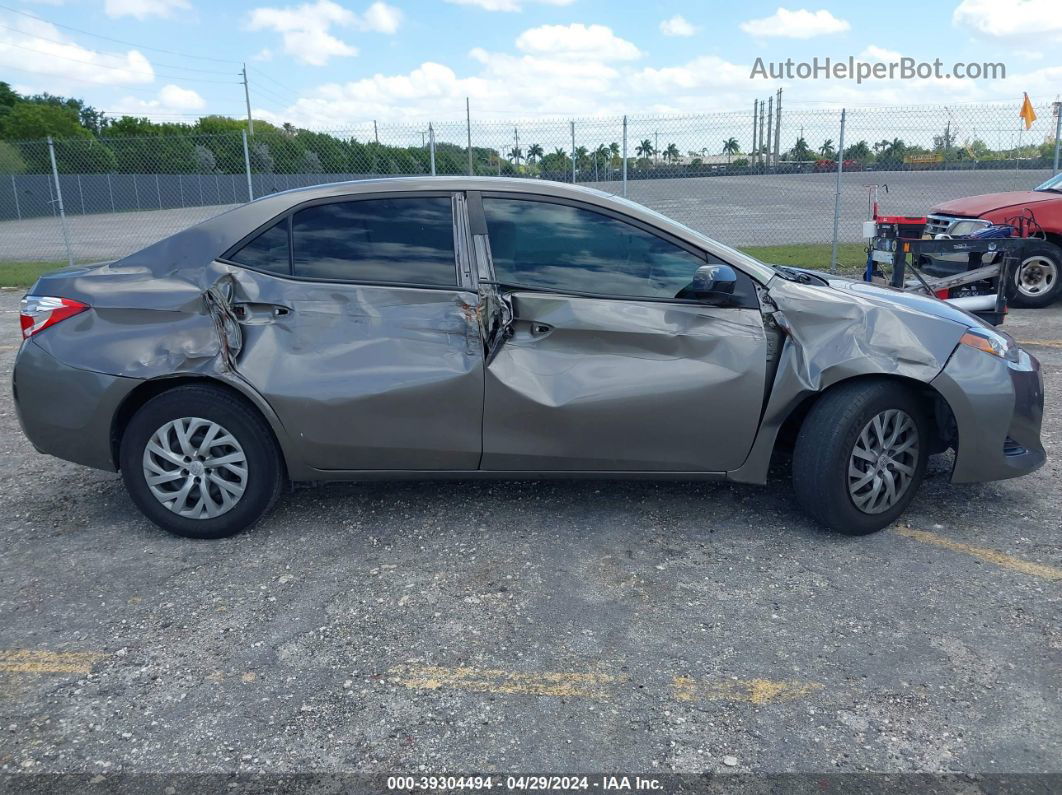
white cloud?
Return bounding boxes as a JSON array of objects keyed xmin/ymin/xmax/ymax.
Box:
[
  {"xmin": 952, "ymin": 0, "xmax": 1062, "ymax": 40},
  {"xmin": 252, "ymin": 47, "xmax": 274, "ymax": 61},
  {"xmin": 859, "ymin": 45, "xmax": 902, "ymax": 62},
  {"xmin": 659, "ymin": 15, "xmax": 697, "ymax": 37},
  {"xmin": 247, "ymin": 0, "xmax": 402, "ymax": 66},
  {"xmin": 108, "ymin": 84, "xmax": 206, "ymax": 120},
  {"xmin": 444, "ymin": 0, "xmax": 575, "ymax": 11},
  {"xmin": 515, "ymin": 24, "xmax": 641, "ymax": 61},
  {"xmin": 0, "ymin": 12, "xmax": 154, "ymax": 86},
  {"xmin": 740, "ymin": 7, "xmax": 850, "ymax": 39},
  {"xmin": 104, "ymin": 0, "xmax": 191, "ymax": 20},
  {"xmin": 362, "ymin": 1, "xmax": 403, "ymax": 33}
]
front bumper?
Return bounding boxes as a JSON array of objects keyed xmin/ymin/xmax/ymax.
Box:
[
  {"xmin": 930, "ymin": 342, "xmax": 1045, "ymax": 483},
  {"xmin": 13, "ymin": 340, "xmax": 141, "ymax": 472}
]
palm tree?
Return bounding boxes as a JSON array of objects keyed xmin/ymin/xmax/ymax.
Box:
[
  {"xmin": 609, "ymin": 141, "xmax": 620, "ymax": 161},
  {"xmin": 664, "ymin": 143, "xmax": 680, "ymax": 164},
  {"xmin": 508, "ymin": 146, "xmax": 523, "ymax": 166},
  {"xmin": 722, "ymin": 137, "xmax": 740, "ymax": 163},
  {"xmin": 636, "ymin": 138, "xmax": 654, "ymax": 159},
  {"xmin": 790, "ymin": 136, "xmax": 813, "ymax": 161},
  {"xmin": 819, "ymin": 139, "xmax": 836, "ymax": 158},
  {"xmin": 594, "ymin": 144, "xmax": 610, "ymax": 179},
  {"xmin": 526, "ymin": 143, "xmax": 543, "ymax": 165}
]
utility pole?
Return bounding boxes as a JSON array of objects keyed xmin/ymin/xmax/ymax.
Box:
[
  {"xmin": 466, "ymin": 97, "xmax": 473, "ymax": 176},
  {"xmin": 766, "ymin": 96, "xmax": 774, "ymax": 169},
  {"xmin": 751, "ymin": 100, "xmax": 758, "ymax": 168},
  {"xmin": 373, "ymin": 120, "xmax": 379, "ymax": 144},
  {"xmin": 758, "ymin": 100, "xmax": 766, "ymax": 172},
  {"xmin": 774, "ymin": 87, "xmax": 782, "ymax": 165},
  {"xmin": 654, "ymin": 130, "xmax": 659, "ymax": 163},
  {"xmin": 241, "ymin": 63, "xmax": 254, "ymax": 136}
]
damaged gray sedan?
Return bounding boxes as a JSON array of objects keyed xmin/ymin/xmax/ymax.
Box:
[{"xmin": 13, "ymin": 178, "xmax": 1045, "ymax": 538}]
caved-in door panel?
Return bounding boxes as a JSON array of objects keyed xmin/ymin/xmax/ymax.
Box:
[
  {"xmin": 482, "ymin": 294, "xmax": 766, "ymax": 471},
  {"xmin": 236, "ymin": 282, "xmax": 483, "ymax": 471}
]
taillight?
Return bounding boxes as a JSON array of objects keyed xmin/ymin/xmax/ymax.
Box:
[{"xmin": 19, "ymin": 295, "xmax": 89, "ymax": 340}]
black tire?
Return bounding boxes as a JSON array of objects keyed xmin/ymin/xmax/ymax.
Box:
[
  {"xmin": 792, "ymin": 379, "xmax": 929, "ymax": 536},
  {"xmin": 1009, "ymin": 242, "xmax": 1062, "ymax": 308},
  {"xmin": 119, "ymin": 384, "xmax": 285, "ymax": 539}
]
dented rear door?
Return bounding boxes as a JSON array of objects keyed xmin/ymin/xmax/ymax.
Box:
[
  {"xmin": 476, "ymin": 194, "xmax": 767, "ymax": 472},
  {"xmin": 229, "ymin": 192, "xmax": 484, "ymax": 472}
]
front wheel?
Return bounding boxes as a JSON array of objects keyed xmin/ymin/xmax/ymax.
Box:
[
  {"xmin": 1010, "ymin": 243, "xmax": 1061, "ymax": 308},
  {"xmin": 792, "ymin": 380, "xmax": 929, "ymax": 535},
  {"xmin": 119, "ymin": 385, "xmax": 285, "ymax": 539}
]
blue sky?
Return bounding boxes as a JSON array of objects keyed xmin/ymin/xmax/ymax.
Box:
[{"xmin": 1, "ymin": 0, "xmax": 1059, "ymax": 130}]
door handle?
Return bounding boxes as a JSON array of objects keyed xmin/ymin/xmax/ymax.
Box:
[
  {"xmin": 233, "ymin": 302, "xmax": 291, "ymax": 324},
  {"xmin": 530, "ymin": 322, "xmax": 552, "ymax": 336}
]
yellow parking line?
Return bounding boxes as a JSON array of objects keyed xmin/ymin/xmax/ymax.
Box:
[
  {"xmin": 0, "ymin": 649, "xmax": 106, "ymax": 674},
  {"xmin": 672, "ymin": 676, "xmax": 822, "ymax": 704},
  {"xmin": 1018, "ymin": 339, "xmax": 1062, "ymax": 349},
  {"xmin": 388, "ymin": 664, "xmax": 624, "ymax": 700},
  {"xmin": 895, "ymin": 528, "xmax": 1062, "ymax": 581}
]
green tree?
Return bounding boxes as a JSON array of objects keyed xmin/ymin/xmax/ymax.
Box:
[
  {"xmin": 526, "ymin": 143, "xmax": 543, "ymax": 164},
  {"xmin": 819, "ymin": 139, "xmax": 836, "ymax": 158},
  {"xmin": 635, "ymin": 138, "xmax": 654, "ymax": 159},
  {"xmin": 664, "ymin": 142, "xmax": 680, "ymax": 164}
]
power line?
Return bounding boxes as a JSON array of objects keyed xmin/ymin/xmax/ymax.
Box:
[
  {"xmin": 0, "ymin": 39, "xmax": 241, "ymax": 83},
  {"xmin": 0, "ymin": 21, "xmax": 235, "ymax": 75},
  {"xmin": 247, "ymin": 65, "xmax": 301, "ymax": 99},
  {"xmin": 0, "ymin": 1, "xmax": 240, "ymax": 64}
]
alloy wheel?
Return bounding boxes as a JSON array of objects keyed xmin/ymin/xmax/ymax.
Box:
[
  {"xmin": 142, "ymin": 417, "xmax": 248, "ymax": 519},
  {"xmin": 847, "ymin": 409, "xmax": 919, "ymax": 515}
]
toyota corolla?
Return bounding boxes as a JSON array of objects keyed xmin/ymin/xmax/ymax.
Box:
[{"xmin": 13, "ymin": 178, "xmax": 1045, "ymax": 538}]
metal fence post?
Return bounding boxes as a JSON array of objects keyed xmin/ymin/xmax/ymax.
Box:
[
  {"xmin": 622, "ymin": 115, "xmax": 628, "ymax": 198},
  {"xmin": 466, "ymin": 97, "xmax": 473, "ymax": 176},
  {"xmin": 155, "ymin": 174, "xmax": 162, "ymax": 209},
  {"xmin": 10, "ymin": 174, "xmax": 20, "ymax": 221},
  {"xmin": 830, "ymin": 108, "xmax": 847, "ymax": 274},
  {"xmin": 1053, "ymin": 101, "xmax": 1061, "ymax": 174},
  {"xmin": 570, "ymin": 121, "xmax": 576, "ymax": 183},
  {"xmin": 76, "ymin": 174, "xmax": 86, "ymax": 214},
  {"xmin": 107, "ymin": 173, "xmax": 115, "ymax": 212},
  {"xmin": 46, "ymin": 136, "xmax": 74, "ymax": 268},
  {"xmin": 242, "ymin": 130, "xmax": 254, "ymax": 201},
  {"xmin": 429, "ymin": 123, "xmax": 436, "ymax": 176}
]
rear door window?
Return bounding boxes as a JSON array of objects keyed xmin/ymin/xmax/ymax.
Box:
[
  {"xmin": 291, "ymin": 197, "xmax": 457, "ymax": 286},
  {"xmin": 229, "ymin": 219, "xmax": 290, "ymax": 275}
]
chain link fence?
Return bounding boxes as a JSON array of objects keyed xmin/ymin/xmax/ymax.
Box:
[{"xmin": 1, "ymin": 101, "xmax": 1059, "ymax": 267}]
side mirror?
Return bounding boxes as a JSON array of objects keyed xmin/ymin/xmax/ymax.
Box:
[{"xmin": 686, "ymin": 264, "xmax": 737, "ymax": 300}]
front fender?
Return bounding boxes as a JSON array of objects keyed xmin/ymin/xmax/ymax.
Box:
[{"xmin": 727, "ymin": 278, "xmax": 967, "ymax": 484}]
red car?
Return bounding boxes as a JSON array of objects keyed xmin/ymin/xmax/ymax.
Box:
[{"xmin": 926, "ymin": 173, "xmax": 1062, "ymax": 307}]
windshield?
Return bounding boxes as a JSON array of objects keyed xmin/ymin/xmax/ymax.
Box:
[{"xmin": 1035, "ymin": 173, "xmax": 1062, "ymax": 192}]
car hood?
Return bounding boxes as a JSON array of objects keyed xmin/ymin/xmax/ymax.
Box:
[
  {"xmin": 776, "ymin": 268, "xmax": 987, "ymax": 330},
  {"xmin": 931, "ymin": 190, "xmax": 1058, "ymax": 217}
]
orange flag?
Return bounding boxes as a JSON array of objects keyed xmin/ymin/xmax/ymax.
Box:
[{"xmin": 1019, "ymin": 93, "xmax": 1037, "ymax": 130}]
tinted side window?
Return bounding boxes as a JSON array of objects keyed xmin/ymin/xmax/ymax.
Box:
[
  {"xmin": 292, "ymin": 197, "xmax": 456, "ymax": 285},
  {"xmin": 230, "ymin": 219, "xmax": 290, "ymax": 274},
  {"xmin": 483, "ymin": 198, "xmax": 706, "ymax": 299}
]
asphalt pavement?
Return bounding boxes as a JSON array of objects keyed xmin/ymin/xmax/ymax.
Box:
[{"xmin": 0, "ymin": 290, "xmax": 1058, "ymax": 781}]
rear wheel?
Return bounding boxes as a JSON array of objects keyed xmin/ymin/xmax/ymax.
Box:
[
  {"xmin": 119, "ymin": 385, "xmax": 284, "ymax": 539},
  {"xmin": 792, "ymin": 380, "xmax": 929, "ymax": 535},
  {"xmin": 1010, "ymin": 243, "xmax": 1061, "ymax": 308}
]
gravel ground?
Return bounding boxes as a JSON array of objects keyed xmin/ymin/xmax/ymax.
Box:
[{"xmin": 0, "ymin": 289, "xmax": 1059, "ymax": 779}]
